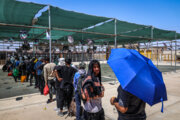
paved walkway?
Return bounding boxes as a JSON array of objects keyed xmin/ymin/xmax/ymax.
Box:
[{"xmin": 0, "ymin": 70, "xmax": 180, "ymax": 120}]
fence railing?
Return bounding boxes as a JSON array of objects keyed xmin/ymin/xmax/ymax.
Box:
[
  {"xmin": 142, "ymin": 54, "xmax": 178, "ymax": 61},
  {"xmin": 0, "ymin": 53, "xmax": 179, "ymax": 65}
]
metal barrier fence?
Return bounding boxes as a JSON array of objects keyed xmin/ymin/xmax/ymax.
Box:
[
  {"xmin": 0, "ymin": 52, "xmax": 179, "ymax": 65},
  {"xmin": 143, "ymin": 54, "xmax": 178, "ymax": 61}
]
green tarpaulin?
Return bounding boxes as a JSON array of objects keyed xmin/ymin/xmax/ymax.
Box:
[
  {"xmin": 65, "ymin": 19, "xmax": 180, "ymax": 44},
  {"xmin": 0, "ymin": 25, "xmax": 30, "ymax": 39},
  {"xmin": 28, "ymin": 26, "xmax": 75, "ymax": 40},
  {"xmin": 0, "ymin": 0, "xmax": 179, "ymax": 44},
  {"xmin": 36, "ymin": 6, "xmax": 111, "ymax": 29},
  {"xmin": 0, "ymin": 0, "xmax": 45, "ymax": 25}
]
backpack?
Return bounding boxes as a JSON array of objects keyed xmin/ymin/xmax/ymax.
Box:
[
  {"xmin": 67, "ymin": 97, "xmax": 76, "ymax": 117},
  {"xmin": 77, "ymin": 73, "xmax": 86, "ymax": 99},
  {"xmin": 67, "ymin": 97, "xmax": 83, "ymax": 118}
]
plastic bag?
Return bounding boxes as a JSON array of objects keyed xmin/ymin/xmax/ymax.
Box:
[
  {"xmin": 8, "ymin": 72, "xmax": 12, "ymax": 76},
  {"xmin": 13, "ymin": 68, "xmax": 19, "ymax": 77},
  {"xmin": 21, "ymin": 75, "xmax": 26, "ymax": 82},
  {"xmin": 44, "ymin": 85, "xmax": 49, "ymax": 96}
]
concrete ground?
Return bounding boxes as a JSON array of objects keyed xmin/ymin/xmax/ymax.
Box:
[{"xmin": 0, "ymin": 62, "xmax": 180, "ymax": 120}]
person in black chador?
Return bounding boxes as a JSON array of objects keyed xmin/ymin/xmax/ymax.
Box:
[{"xmin": 55, "ymin": 58, "xmax": 77, "ymax": 117}]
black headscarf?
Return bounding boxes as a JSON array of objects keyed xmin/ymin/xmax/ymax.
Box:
[{"xmin": 87, "ymin": 60, "xmax": 102, "ymax": 85}]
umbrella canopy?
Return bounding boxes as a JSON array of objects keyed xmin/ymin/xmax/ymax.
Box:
[{"xmin": 107, "ymin": 48, "xmax": 167, "ymax": 107}]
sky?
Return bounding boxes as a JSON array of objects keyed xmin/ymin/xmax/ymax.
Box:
[{"xmin": 18, "ymin": 0, "xmax": 180, "ymax": 33}]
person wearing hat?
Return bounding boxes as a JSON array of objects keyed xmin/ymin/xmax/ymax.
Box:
[{"xmin": 73, "ymin": 62, "xmax": 86, "ymax": 120}]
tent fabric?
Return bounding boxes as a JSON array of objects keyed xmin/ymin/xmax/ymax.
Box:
[
  {"xmin": 0, "ymin": 0, "xmax": 45, "ymax": 25},
  {"xmin": 28, "ymin": 27, "xmax": 75, "ymax": 40},
  {"xmin": 86, "ymin": 20, "xmax": 179, "ymax": 41},
  {"xmin": 67, "ymin": 20, "xmax": 180, "ymax": 45},
  {"xmin": 59, "ymin": 20, "xmax": 150, "ymax": 44},
  {"xmin": 0, "ymin": 25, "xmax": 74, "ymax": 41},
  {"xmin": 0, "ymin": 0, "xmax": 180, "ymax": 44},
  {"xmin": 36, "ymin": 6, "xmax": 111, "ymax": 29},
  {"xmin": 0, "ymin": 25, "xmax": 30, "ymax": 39}
]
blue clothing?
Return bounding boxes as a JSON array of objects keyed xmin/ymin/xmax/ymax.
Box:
[
  {"xmin": 75, "ymin": 91, "xmax": 82, "ymax": 120},
  {"xmin": 34, "ymin": 61, "xmax": 42, "ymax": 75},
  {"xmin": 73, "ymin": 69, "xmax": 86, "ymax": 120},
  {"xmin": 73, "ymin": 69, "xmax": 86, "ymax": 92},
  {"xmin": 15, "ymin": 61, "xmax": 20, "ymax": 67},
  {"xmin": 73, "ymin": 72, "xmax": 81, "ymax": 92}
]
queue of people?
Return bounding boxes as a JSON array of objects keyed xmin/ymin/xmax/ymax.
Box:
[{"xmin": 3, "ymin": 56, "xmax": 146, "ymax": 120}]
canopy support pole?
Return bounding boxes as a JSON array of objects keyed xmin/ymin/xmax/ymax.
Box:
[
  {"xmin": 175, "ymin": 32, "xmax": 177, "ymax": 72},
  {"xmin": 114, "ymin": 18, "xmax": 117, "ymax": 48},
  {"xmin": 157, "ymin": 41, "xmax": 159, "ymax": 68},
  {"xmin": 81, "ymin": 30, "xmax": 84, "ymax": 62},
  {"xmin": 33, "ymin": 28, "xmax": 35, "ymax": 57},
  {"xmin": 114, "ymin": 18, "xmax": 118, "ymax": 84},
  {"xmin": 151, "ymin": 26, "xmax": 154, "ymax": 60},
  {"xmin": 48, "ymin": 5, "xmax": 52, "ymax": 62},
  {"xmin": 171, "ymin": 40, "xmax": 173, "ymax": 67}
]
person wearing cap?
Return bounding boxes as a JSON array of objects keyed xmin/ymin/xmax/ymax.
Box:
[{"xmin": 73, "ymin": 62, "xmax": 86, "ymax": 120}]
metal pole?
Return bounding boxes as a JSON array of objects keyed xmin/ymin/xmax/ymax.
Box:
[
  {"xmin": 3, "ymin": 40, "xmax": 4, "ymax": 51},
  {"xmin": 33, "ymin": 28, "xmax": 35, "ymax": 57},
  {"xmin": 99, "ymin": 46, "xmax": 100, "ymax": 60},
  {"xmin": 114, "ymin": 18, "xmax": 117, "ymax": 48},
  {"xmin": 81, "ymin": 30, "xmax": 83, "ymax": 61},
  {"xmin": 171, "ymin": 40, "xmax": 173, "ymax": 66},
  {"xmin": 175, "ymin": 32, "xmax": 177, "ymax": 72},
  {"xmin": 19, "ymin": 41, "xmax": 20, "ymax": 57},
  {"xmin": 92, "ymin": 44, "xmax": 94, "ymax": 60},
  {"xmin": 48, "ymin": 5, "xmax": 52, "ymax": 62},
  {"xmin": 157, "ymin": 41, "xmax": 159, "ymax": 68},
  {"xmin": 151, "ymin": 26, "xmax": 154, "ymax": 60},
  {"xmin": 114, "ymin": 18, "xmax": 117, "ymax": 84}
]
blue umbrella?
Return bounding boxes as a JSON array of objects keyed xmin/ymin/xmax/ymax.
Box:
[{"xmin": 107, "ymin": 48, "xmax": 167, "ymax": 112}]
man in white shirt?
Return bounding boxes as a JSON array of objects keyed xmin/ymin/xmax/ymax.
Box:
[{"xmin": 43, "ymin": 58, "xmax": 56, "ymax": 103}]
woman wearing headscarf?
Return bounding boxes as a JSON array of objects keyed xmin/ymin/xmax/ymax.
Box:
[{"xmin": 81, "ymin": 60, "xmax": 105, "ymax": 120}]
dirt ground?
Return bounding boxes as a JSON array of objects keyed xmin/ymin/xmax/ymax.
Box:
[{"xmin": 0, "ymin": 63, "xmax": 180, "ymax": 120}]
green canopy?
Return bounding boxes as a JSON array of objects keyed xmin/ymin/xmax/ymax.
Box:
[
  {"xmin": 59, "ymin": 20, "xmax": 149, "ymax": 44},
  {"xmin": 0, "ymin": 0, "xmax": 45, "ymax": 25},
  {"xmin": 65, "ymin": 19, "xmax": 180, "ymax": 44},
  {"xmin": 0, "ymin": 0, "xmax": 180, "ymax": 44},
  {"xmin": 86, "ymin": 20, "xmax": 179, "ymax": 40},
  {"xmin": 28, "ymin": 26, "xmax": 75, "ymax": 40},
  {"xmin": 36, "ymin": 6, "xmax": 111, "ymax": 29},
  {"xmin": 0, "ymin": 25, "xmax": 30, "ymax": 39},
  {"xmin": 0, "ymin": 0, "xmax": 45, "ymax": 40}
]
